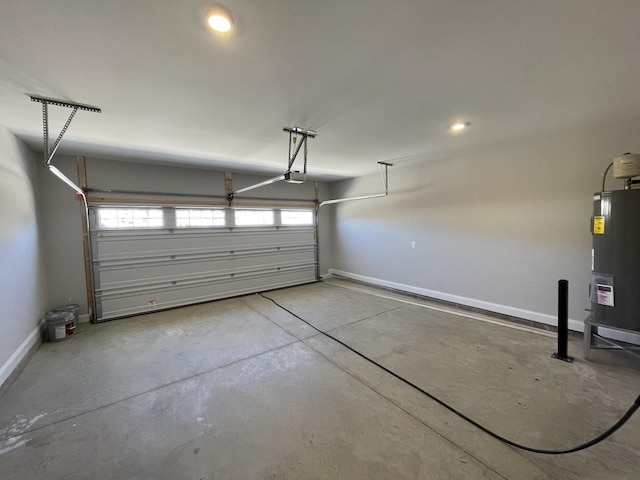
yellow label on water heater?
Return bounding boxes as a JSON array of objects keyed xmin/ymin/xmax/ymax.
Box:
[{"xmin": 593, "ymin": 216, "xmax": 605, "ymax": 234}]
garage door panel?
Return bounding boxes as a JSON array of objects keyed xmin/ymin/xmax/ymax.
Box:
[
  {"xmin": 231, "ymin": 248, "xmax": 315, "ymax": 269},
  {"xmin": 93, "ymin": 230, "xmax": 314, "ymax": 257},
  {"xmin": 95, "ymin": 258, "xmax": 234, "ymax": 288},
  {"xmin": 95, "ymin": 266, "xmax": 316, "ymax": 320},
  {"xmin": 96, "ymin": 253, "xmax": 315, "ymax": 290},
  {"xmin": 89, "ymin": 206, "xmax": 317, "ymax": 322}
]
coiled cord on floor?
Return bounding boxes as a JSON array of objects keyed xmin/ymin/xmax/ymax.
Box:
[{"xmin": 259, "ymin": 292, "xmax": 640, "ymax": 455}]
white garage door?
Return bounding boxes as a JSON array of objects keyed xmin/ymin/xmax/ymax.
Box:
[{"xmin": 89, "ymin": 205, "xmax": 317, "ymax": 322}]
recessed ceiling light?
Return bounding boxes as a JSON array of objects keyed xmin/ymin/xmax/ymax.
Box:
[
  {"xmin": 451, "ymin": 122, "xmax": 471, "ymax": 132},
  {"xmin": 206, "ymin": 6, "xmax": 234, "ymax": 33}
]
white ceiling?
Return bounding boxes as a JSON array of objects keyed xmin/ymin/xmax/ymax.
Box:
[{"xmin": 1, "ymin": 0, "xmax": 639, "ymax": 180}]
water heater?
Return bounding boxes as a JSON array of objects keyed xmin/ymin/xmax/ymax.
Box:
[{"xmin": 590, "ymin": 189, "xmax": 640, "ymax": 332}]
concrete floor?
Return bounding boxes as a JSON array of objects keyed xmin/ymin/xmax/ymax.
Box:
[{"xmin": 0, "ymin": 280, "xmax": 639, "ymax": 479}]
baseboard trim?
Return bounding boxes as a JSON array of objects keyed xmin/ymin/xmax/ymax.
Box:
[
  {"xmin": 0, "ymin": 323, "xmax": 43, "ymax": 391},
  {"xmin": 328, "ymin": 269, "xmax": 640, "ymax": 345}
]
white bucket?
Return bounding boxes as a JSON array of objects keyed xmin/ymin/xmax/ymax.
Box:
[
  {"xmin": 44, "ymin": 311, "xmax": 75, "ymax": 342},
  {"xmin": 51, "ymin": 304, "xmax": 79, "ymax": 329}
]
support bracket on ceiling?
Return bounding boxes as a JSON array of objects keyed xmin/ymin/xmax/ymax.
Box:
[
  {"xmin": 30, "ymin": 95, "xmax": 101, "ymax": 194},
  {"xmin": 228, "ymin": 127, "xmax": 317, "ymax": 203},
  {"xmin": 318, "ymin": 161, "xmax": 393, "ymax": 208},
  {"xmin": 283, "ymin": 126, "xmax": 316, "ymax": 181}
]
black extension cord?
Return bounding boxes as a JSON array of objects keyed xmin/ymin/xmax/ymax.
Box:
[{"xmin": 259, "ymin": 292, "xmax": 640, "ymax": 455}]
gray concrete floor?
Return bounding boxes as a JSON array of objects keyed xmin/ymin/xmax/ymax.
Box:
[{"xmin": 1, "ymin": 279, "xmax": 639, "ymax": 479}]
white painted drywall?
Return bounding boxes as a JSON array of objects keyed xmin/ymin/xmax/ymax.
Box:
[
  {"xmin": 84, "ymin": 157, "xmax": 321, "ymax": 202},
  {"xmin": 328, "ymin": 116, "xmax": 640, "ymax": 332},
  {"xmin": 0, "ymin": 126, "xmax": 47, "ymax": 387},
  {"xmin": 36, "ymin": 155, "xmax": 88, "ymax": 318},
  {"xmin": 37, "ymin": 155, "xmax": 333, "ymax": 321}
]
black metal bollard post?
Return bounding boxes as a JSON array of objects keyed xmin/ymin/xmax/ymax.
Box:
[{"xmin": 552, "ymin": 279, "xmax": 574, "ymax": 362}]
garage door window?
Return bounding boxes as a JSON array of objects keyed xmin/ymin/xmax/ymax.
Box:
[
  {"xmin": 98, "ymin": 208, "xmax": 164, "ymax": 229},
  {"xmin": 281, "ymin": 209, "xmax": 313, "ymax": 225},
  {"xmin": 176, "ymin": 209, "xmax": 225, "ymax": 227},
  {"xmin": 234, "ymin": 209, "xmax": 274, "ymax": 226}
]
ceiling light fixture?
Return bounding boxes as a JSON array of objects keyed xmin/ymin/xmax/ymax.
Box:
[
  {"xmin": 206, "ymin": 6, "xmax": 234, "ymax": 33},
  {"xmin": 451, "ymin": 122, "xmax": 471, "ymax": 132}
]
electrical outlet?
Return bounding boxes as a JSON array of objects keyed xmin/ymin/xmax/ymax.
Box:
[{"xmin": 411, "ymin": 241, "xmax": 416, "ymax": 249}]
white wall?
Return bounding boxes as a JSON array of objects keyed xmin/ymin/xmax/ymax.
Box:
[
  {"xmin": 0, "ymin": 126, "xmax": 47, "ymax": 388},
  {"xmin": 37, "ymin": 155, "xmax": 333, "ymax": 321},
  {"xmin": 328, "ymin": 116, "xmax": 640, "ymax": 333},
  {"xmin": 36, "ymin": 155, "xmax": 88, "ymax": 319}
]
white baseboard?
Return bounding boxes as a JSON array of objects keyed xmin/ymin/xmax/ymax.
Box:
[
  {"xmin": 328, "ymin": 269, "xmax": 640, "ymax": 345},
  {"xmin": 0, "ymin": 323, "xmax": 43, "ymax": 389},
  {"xmin": 79, "ymin": 313, "xmax": 90, "ymax": 324}
]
